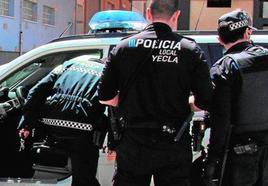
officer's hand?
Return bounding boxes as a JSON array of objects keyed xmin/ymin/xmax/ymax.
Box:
[
  {"xmin": 189, "ymin": 95, "xmax": 202, "ymax": 111},
  {"xmin": 0, "ymin": 102, "xmax": 12, "ymax": 120},
  {"xmin": 203, "ymin": 158, "xmax": 219, "ymax": 186},
  {"xmin": 19, "ymin": 128, "xmax": 30, "ymax": 139}
]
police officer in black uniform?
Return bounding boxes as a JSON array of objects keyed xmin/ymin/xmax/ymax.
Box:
[
  {"xmin": 18, "ymin": 57, "xmax": 107, "ymax": 186},
  {"xmin": 98, "ymin": 1, "xmax": 212, "ymax": 185},
  {"xmin": 204, "ymin": 9, "xmax": 268, "ymax": 186}
]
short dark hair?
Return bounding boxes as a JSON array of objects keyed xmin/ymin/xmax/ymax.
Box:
[
  {"xmin": 150, "ymin": 0, "xmax": 178, "ymax": 20},
  {"xmin": 218, "ymin": 26, "xmax": 247, "ymax": 44}
]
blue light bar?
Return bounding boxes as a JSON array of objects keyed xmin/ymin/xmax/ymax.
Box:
[{"xmin": 89, "ymin": 10, "xmax": 148, "ymax": 32}]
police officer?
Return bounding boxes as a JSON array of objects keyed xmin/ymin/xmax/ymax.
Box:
[
  {"xmin": 98, "ymin": 0, "xmax": 212, "ymax": 185},
  {"xmin": 204, "ymin": 9, "xmax": 268, "ymax": 186},
  {"xmin": 18, "ymin": 57, "xmax": 108, "ymax": 186}
]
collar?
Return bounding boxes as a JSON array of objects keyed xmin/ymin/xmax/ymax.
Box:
[
  {"xmin": 225, "ymin": 41, "xmax": 253, "ymax": 54},
  {"xmin": 144, "ymin": 22, "xmax": 172, "ymax": 32}
]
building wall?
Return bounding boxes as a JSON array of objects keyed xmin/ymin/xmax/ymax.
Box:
[
  {"xmin": 0, "ymin": 0, "xmax": 21, "ymax": 53},
  {"xmin": 190, "ymin": 0, "xmax": 254, "ymax": 30},
  {"xmin": 132, "ymin": 0, "xmax": 148, "ymax": 16},
  {"xmin": 76, "ymin": 0, "xmax": 85, "ymax": 34},
  {"xmin": 85, "ymin": 0, "xmax": 99, "ymax": 33},
  {"xmin": 102, "ymin": 0, "xmax": 131, "ymax": 10},
  {"xmin": 0, "ymin": 0, "xmax": 76, "ymax": 54},
  {"xmin": 0, "ymin": 51, "xmax": 19, "ymax": 65}
]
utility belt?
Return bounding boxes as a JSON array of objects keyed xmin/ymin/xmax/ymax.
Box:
[
  {"xmin": 233, "ymin": 140, "xmax": 268, "ymax": 155},
  {"xmin": 108, "ymin": 111, "xmax": 194, "ymax": 151},
  {"xmin": 41, "ymin": 118, "xmax": 107, "ymax": 149},
  {"xmin": 124, "ymin": 119, "xmax": 185, "ymax": 134},
  {"xmin": 110, "ymin": 117, "xmax": 182, "ymax": 142},
  {"xmin": 122, "ymin": 113, "xmax": 194, "ymax": 141}
]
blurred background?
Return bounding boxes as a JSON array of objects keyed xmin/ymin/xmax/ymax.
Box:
[{"xmin": 0, "ymin": 0, "xmax": 266, "ymax": 65}]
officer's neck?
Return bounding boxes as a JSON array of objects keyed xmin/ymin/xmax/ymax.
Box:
[
  {"xmin": 223, "ymin": 39, "xmax": 250, "ymax": 51},
  {"xmin": 152, "ymin": 19, "xmax": 175, "ymax": 30}
]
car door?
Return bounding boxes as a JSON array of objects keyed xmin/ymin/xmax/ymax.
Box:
[{"xmin": 0, "ymin": 49, "xmax": 104, "ymax": 182}]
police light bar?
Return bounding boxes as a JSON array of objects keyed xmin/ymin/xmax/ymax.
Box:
[{"xmin": 88, "ymin": 10, "xmax": 148, "ymax": 33}]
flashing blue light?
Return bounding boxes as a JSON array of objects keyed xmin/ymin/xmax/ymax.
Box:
[{"xmin": 89, "ymin": 10, "xmax": 148, "ymax": 32}]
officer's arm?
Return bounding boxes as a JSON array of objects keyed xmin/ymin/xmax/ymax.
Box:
[
  {"xmin": 18, "ymin": 67, "xmax": 61, "ymax": 130},
  {"xmin": 208, "ymin": 58, "xmax": 236, "ymax": 158},
  {"xmin": 99, "ymin": 95, "xmax": 119, "ymax": 107},
  {"xmin": 208, "ymin": 78, "xmax": 232, "ymax": 158},
  {"xmin": 98, "ymin": 48, "xmax": 119, "ymax": 106},
  {"xmin": 190, "ymin": 45, "xmax": 213, "ymax": 111},
  {"xmin": 189, "ymin": 95, "xmax": 202, "ymax": 111}
]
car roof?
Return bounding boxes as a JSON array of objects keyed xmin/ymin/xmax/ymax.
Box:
[{"xmin": 2, "ymin": 30, "xmax": 268, "ymax": 77}]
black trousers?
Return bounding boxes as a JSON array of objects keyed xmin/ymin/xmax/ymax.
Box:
[
  {"xmin": 224, "ymin": 132, "xmax": 268, "ymax": 186},
  {"xmin": 113, "ymin": 128, "xmax": 192, "ymax": 186},
  {"xmin": 53, "ymin": 134, "xmax": 100, "ymax": 186}
]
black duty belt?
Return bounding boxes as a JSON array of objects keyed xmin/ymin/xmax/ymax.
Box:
[{"xmin": 124, "ymin": 120, "xmax": 182, "ymax": 129}]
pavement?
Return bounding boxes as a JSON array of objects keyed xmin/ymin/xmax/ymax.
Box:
[{"xmin": 0, "ymin": 128, "xmax": 211, "ymax": 186}]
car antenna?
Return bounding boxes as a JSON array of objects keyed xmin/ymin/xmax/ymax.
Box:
[
  {"xmin": 58, "ymin": 22, "xmax": 73, "ymax": 38},
  {"xmin": 195, "ymin": 1, "xmax": 205, "ymax": 30}
]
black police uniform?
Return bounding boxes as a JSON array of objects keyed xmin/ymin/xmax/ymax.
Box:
[
  {"xmin": 19, "ymin": 58, "xmax": 107, "ymax": 186},
  {"xmin": 98, "ymin": 22, "xmax": 212, "ymax": 186},
  {"xmin": 209, "ymin": 41, "xmax": 268, "ymax": 186}
]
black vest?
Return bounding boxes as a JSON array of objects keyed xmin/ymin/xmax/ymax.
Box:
[{"xmin": 227, "ymin": 46, "xmax": 268, "ymax": 133}]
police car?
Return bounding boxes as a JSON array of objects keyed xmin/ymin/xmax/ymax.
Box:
[{"xmin": 0, "ymin": 10, "xmax": 268, "ymax": 185}]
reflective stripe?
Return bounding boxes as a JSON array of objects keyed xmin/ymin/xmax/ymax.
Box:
[
  {"xmin": 41, "ymin": 118, "xmax": 93, "ymax": 131},
  {"xmin": 67, "ymin": 66, "xmax": 102, "ymax": 77},
  {"xmin": 229, "ymin": 20, "xmax": 248, "ymax": 31}
]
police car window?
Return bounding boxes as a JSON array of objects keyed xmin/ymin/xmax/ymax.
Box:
[
  {"xmin": 198, "ymin": 43, "xmax": 212, "ymax": 68},
  {"xmin": 208, "ymin": 44, "xmax": 224, "ymax": 66},
  {"xmin": 0, "ymin": 63, "xmax": 41, "ymax": 88},
  {"xmin": 259, "ymin": 43, "xmax": 268, "ymax": 48},
  {"xmin": 0, "ymin": 49, "xmax": 103, "ymax": 89}
]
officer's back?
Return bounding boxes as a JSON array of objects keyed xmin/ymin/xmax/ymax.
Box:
[
  {"xmin": 98, "ymin": 1, "xmax": 212, "ymax": 186},
  {"xmin": 106, "ymin": 23, "xmax": 211, "ymax": 123}
]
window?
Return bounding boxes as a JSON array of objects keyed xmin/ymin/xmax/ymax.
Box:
[
  {"xmin": 43, "ymin": 5, "xmax": 55, "ymax": 25},
  {"xmin": 207, "ymin": 0, "xmax": 231, "ymax": 8},
  {"xmin": 23, "ymin": 0, "xmax": 37, "ymax": 22},
  {"xmin": 0, "ymin": 50, "xmax": 103, "ymax": 89},
  {"xmin": 0, "ymin": 0, "xmax": 14, "ymax": 16},
  {"xmin": 263, "ymin": 2, "xmax": 268, "ymax": 18}
]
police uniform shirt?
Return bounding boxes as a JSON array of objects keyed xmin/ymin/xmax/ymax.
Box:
[{"xmin": 98, "ymin": 23, "xmax": 212, "ymax": 122}]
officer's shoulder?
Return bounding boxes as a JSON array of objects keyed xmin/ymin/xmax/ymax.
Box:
[
  {"xmin": 120, "ymin": 32, "xmax": 140, "ymax": 41},
  {"xmin": 73, "ymin": 58, "xmax": 104, "ymax": 70},
  {"xmin": 176, "ymin": 34, "xmax": 200, "ymax": 50},
  {"xmin": 246, "ymin": 44, "xmax": 268, "ymax": 55},
  {"xmin": 109, "ymin": 33, "xmax": 137, "ymax": 52},
  {"xmin": 52, "ymin": 60, "xmax": 73, "ymax": 74},
  {"xmin": 210, "ymin": 55, "xmax": 238, "ymax": 76}
]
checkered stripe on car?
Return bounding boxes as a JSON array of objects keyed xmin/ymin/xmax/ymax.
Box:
[
  {"xmin": 68, "ymin": 66, "xmax": 102, "ymax": 77},
  {"xmin": 41, "ymin": 118, "xmax": 93, "ymax": 131},
  {"xmin": 229, "ymin": 20, "xmax": 248, "ymax": 31}
]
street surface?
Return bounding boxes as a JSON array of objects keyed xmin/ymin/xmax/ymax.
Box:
[{"xmin": 0, "ymin": 128, "xmax": 210, "ymax": 186}]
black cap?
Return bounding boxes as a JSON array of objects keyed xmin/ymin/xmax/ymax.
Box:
[{"xmin": 218, "ymin": 9, "xmax": 257, "ymax": 32}]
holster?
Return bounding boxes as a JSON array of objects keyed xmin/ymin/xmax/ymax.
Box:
[{"xmin": 92, "ymin": 130, "xmax": 107, "ymax": 149}]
